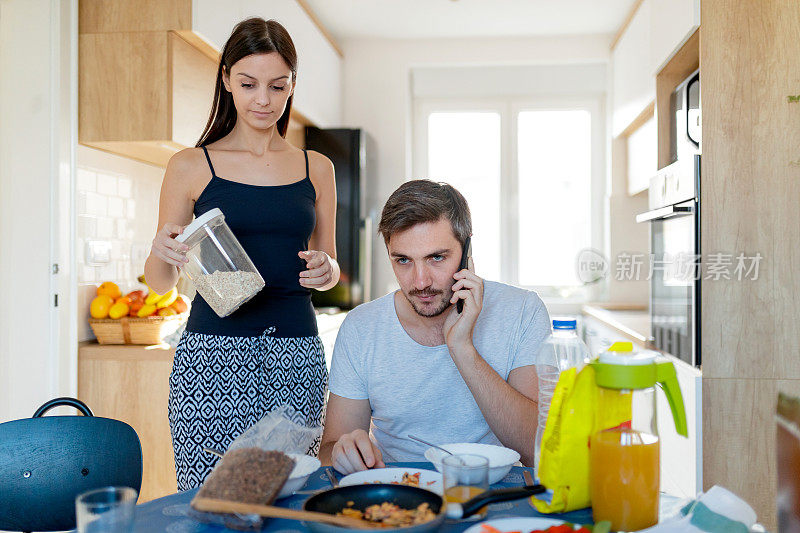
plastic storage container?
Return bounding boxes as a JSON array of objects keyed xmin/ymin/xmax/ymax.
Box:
[
  {"xmin": 175, "ymin": 208, "xmax": 265, "ymax": 317},
  {"xmin": 534, "ymin": 317, "xmax": 590, "ymax": 477}
]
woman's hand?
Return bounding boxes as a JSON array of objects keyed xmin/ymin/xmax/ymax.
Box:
[
  {"xmin": 298, "ymin": 250, "xmax": 334, "ymax": 289},
  {"xmin": 151, "ymin": 223, "xmax": 189, "ymax": 267}
]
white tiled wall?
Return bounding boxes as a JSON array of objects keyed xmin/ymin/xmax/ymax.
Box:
[{"xmin": 77, "ymin": 145, "xmax": 163, "ymax": 341}]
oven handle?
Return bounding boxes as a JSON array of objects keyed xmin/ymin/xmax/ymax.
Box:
[{"xmin": 636, "ymin": 204, "xmax": 694, "ymax": 223}]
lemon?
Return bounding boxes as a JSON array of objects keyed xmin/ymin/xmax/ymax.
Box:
[
  {"xmin": 137, "ymin": 303, "xmax": 158, "ymax": 318},
  {"xmin": 108, "ymin": 301, "xmax": 129, "ymax": 320},
  {"xmin": 90, "ymin": 295, "xmax": 114, "ymax": 319}
]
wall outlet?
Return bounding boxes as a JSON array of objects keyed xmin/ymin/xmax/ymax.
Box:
[{"xmin": 85, "ymin": 240, "xmax": 111, "ymax": 265}]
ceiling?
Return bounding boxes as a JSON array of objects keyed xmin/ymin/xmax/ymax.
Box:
[{"xmin": 303, "ymin": 0, "xmax": 639, "ymax": 41}]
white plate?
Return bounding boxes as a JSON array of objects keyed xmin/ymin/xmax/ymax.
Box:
[
  {"xmin": 463, "ymin": 517, "xmax": 567, "ymax": 533},
  {"xmin": 338, "ymin": 467, "xmax": 443, "ymax": 494}
]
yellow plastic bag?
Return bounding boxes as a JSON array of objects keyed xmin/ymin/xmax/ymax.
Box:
[{"xmin": 532, "ymin": 362, "xmax": 632, "ymax": 513}]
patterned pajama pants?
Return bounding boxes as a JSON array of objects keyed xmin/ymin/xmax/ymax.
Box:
[{"xmin": 168, "ymin": 330, "xmax": 327, "ymax": 491}]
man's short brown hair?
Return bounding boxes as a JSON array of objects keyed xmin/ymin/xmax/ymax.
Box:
[{"xmin": 378, "ymin": 179, "xmax": 472, "ymax": 246}]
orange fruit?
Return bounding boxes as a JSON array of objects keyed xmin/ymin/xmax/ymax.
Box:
[
  {"xmin": 171, "ymin": 296, "xmax": 188, "ymax": 314},
  {"xmin": 108, "ymin": 301, "xmax": 129, "ymax": 319},
  {"xmin": 158, "ymin": 307, "xmax": 178, "ymax": 317},
  {"xmin": 115, "ymin": 296, "xmax": 132, "ymax": 307},
  {"xmin": 97, "ymin": 281, "xmax": 121, "ymax": 299},
  {"xmin": 90, "ymin": 295, "xmax": 114, "ymax": 319}
]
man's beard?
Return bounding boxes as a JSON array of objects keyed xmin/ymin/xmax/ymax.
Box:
[{"xmin": 404, "ymin": 286, "xmax": 453, "ymax": 317}]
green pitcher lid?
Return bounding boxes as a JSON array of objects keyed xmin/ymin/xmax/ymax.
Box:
[
  {"xmin": 590, "ymin": 341, "xmax": 688, "ymax": 437},
  {"xmin": 594, "ymin": 342, "xmax": 660, "ymax": 389}
]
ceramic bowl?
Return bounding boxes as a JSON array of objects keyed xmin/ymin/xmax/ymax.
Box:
[
  {"xmin": 424, "ymin": 443, "xmax": 520, "ymax": 485},
  {"xmin": 277, "ymin": 453, "xmax": 321, "ymax": 499}
]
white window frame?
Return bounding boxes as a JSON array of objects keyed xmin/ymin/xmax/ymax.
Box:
[{"xmin": 413, "ymin": 95, "xmax": 605, "ymax": 301}]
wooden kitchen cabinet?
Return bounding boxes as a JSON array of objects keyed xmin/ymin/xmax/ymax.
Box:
[
  {"xmin": 649, "ymin": 0, "xmax": 700, "ymax": 74},
  {"xmin": 625, "ymin": 112, "xmax": 657, "ymax": 195},
  {"xmin": 611, "ymin": 0, "xmax": 654, "ymax": 137},
  {"xmin": 79, "ymin": 0, "xmax": 192, "ymax": 33},
  {"xmin": 700, "ymin": 1, "xmax": 800, "ymax": 527},
  {"xmin": 612, "ymin": 0, "xmax": 699, "ymax": 140},
  {"xmin": 79, "ymin": 30, "xmax": 218, "ymax": 167},
  {"xmin": 78, "ymin": 342, "xmax": 177, "ymax": 502}
]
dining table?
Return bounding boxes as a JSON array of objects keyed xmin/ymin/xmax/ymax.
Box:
[{"xmin": 127, "ymin": 462, "xmax": 686, "ymax": 532}]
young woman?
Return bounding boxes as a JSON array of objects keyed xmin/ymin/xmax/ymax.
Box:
[{"xmin": 144, "ymin": 17, "xmax": 339, "ymax": 490}]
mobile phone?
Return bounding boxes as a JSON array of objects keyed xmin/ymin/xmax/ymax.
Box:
[{"xmin": 456, "ymin": 236, "xmax": 472, "ymax": 314}]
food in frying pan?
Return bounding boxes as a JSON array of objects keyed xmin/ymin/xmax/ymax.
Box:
[{"xmin": 338, "ymin": 501, "xmax": 437, "ymax": 527}]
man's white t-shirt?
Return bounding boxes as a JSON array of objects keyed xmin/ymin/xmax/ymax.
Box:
[{"xmin": 328, "ymin": 280, "xmax": 551, "ymax": 462}]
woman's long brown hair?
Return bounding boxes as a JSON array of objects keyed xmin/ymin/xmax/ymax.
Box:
[{"xmin": 196, "ymin": 18, "xmax": 297, "ymax": 147}]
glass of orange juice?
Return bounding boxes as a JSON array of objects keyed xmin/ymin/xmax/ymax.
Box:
[
  {"xmin": 590, "ymin": 427, "xmax": 660, "ymax": 531},
  {"xmin": 442, "ymin": 454, "xmax": 489, "ymax": 520}
]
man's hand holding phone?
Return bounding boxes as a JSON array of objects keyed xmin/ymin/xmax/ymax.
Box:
[
  {"xmin": 444, "ymin": 237, "xmax": 483, "ymax": 353},
  {"xmin": 331, "ymin": 429, "xmax": 386, "ymax": 474}
]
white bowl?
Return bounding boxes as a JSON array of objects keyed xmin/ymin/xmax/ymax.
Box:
[
  {"xmin": 424, "ymin": 443, "xmax": 521, "ymax": 485},
  {"xmin": 277, "ymin": 453, "xmax": 321, "ymax": 499}
]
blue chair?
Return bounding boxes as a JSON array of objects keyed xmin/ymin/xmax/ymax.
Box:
[{"xmin": 0, "ymin": 397, "xmax": 143, "ymax": 532}]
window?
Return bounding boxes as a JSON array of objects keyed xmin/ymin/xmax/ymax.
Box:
[
  {"xmin": 427, "ymin": 111, "xmax": 502, "ymax": 282},
  {"xmin": 517, "ymin": 109, "xmax": 592, "ymax": 287},
  {"xmin": 415, "ymin": 98, "xmax": 602, "ymax": 298}
]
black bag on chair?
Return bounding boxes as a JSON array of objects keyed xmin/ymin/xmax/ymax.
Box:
[{"xmin": 0, "ymin": 397, "xmax": 143, "ymax": 532}]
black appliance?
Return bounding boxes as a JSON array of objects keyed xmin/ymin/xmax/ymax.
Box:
[
  {"xmin": 637, "ymin": 71, "xmax": 701, "ymax": 367},
  {"xmin": 669, "ymin": 69, "xmax": 701, "ymax": 165},
  {"xmin": 305, "ymin": 128, "xmax": 372, "ymax": 310},
  {"xmin": 636, "ymin": 155, "xmax": 700, "ymax": 367}
]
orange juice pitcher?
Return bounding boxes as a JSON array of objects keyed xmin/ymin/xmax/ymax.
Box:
[{"xmin": 588, "ymin": 343, "xmax": 688, "ymax": 531}]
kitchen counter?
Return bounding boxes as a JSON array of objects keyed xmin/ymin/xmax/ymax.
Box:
[
  {"xmin": 78, "ymin": 341, "xmax": 177, "ymax": 502},
  {"xmin": 582, "ymin": 303, "xmax": 652, "ymax": 346},
  {"xmin": 79, "ymin": 340, "xmax": 174, "ymax": 360}
]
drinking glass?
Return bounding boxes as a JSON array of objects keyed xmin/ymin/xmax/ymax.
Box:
[
  {"xmin": 75, "ymin": 486, "xmax": 137, "ymax": 533},
  {"xmin": 442, "ymin": 454, "xmax": 490, "ymax": 520}
]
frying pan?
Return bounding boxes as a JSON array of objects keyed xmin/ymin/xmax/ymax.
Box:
[{"xmin": 302, "ymin": 482, "xmax": 545, "ymax": 533}]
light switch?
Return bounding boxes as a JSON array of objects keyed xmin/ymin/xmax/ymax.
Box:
[{"xmin": 85, "ymin": 240, "xmax": 112, "ymax": 265}]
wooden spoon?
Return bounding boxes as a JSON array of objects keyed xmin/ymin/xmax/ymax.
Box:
[{"xmin": 191, "ymin": 497, "xmax": 374, "ymax": 530}]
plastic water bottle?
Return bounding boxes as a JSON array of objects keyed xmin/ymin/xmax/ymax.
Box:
[{"xmin": 534, "ymin": 317, "xmax": 590, "ymax": 478}]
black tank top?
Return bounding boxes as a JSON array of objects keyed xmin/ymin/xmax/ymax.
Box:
[{"xmin": 185, "ymin": 146, "xmax": 318, "ymax": 338}]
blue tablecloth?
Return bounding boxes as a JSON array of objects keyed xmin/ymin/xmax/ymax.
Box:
[{"xmin": 130, "ymin": 463, "xmax": 596, "ymax": 532}]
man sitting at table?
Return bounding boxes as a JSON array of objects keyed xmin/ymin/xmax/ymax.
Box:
[{"xmin": 318, "ymin": 180, "xmax": 551, "ymax": 473}]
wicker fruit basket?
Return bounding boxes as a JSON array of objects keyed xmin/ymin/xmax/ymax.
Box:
[{"xmin": 88, "ymin": 313, "xmax": 188, "ymax": 345}]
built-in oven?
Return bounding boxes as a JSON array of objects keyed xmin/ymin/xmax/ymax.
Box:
[
  {"xmin": 637, "ymin": 155, "xmax": 701, "ymax": 367},
  {"xmin": 637, "ymin": 69, "xmax": 701, "ymax": 368}
]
